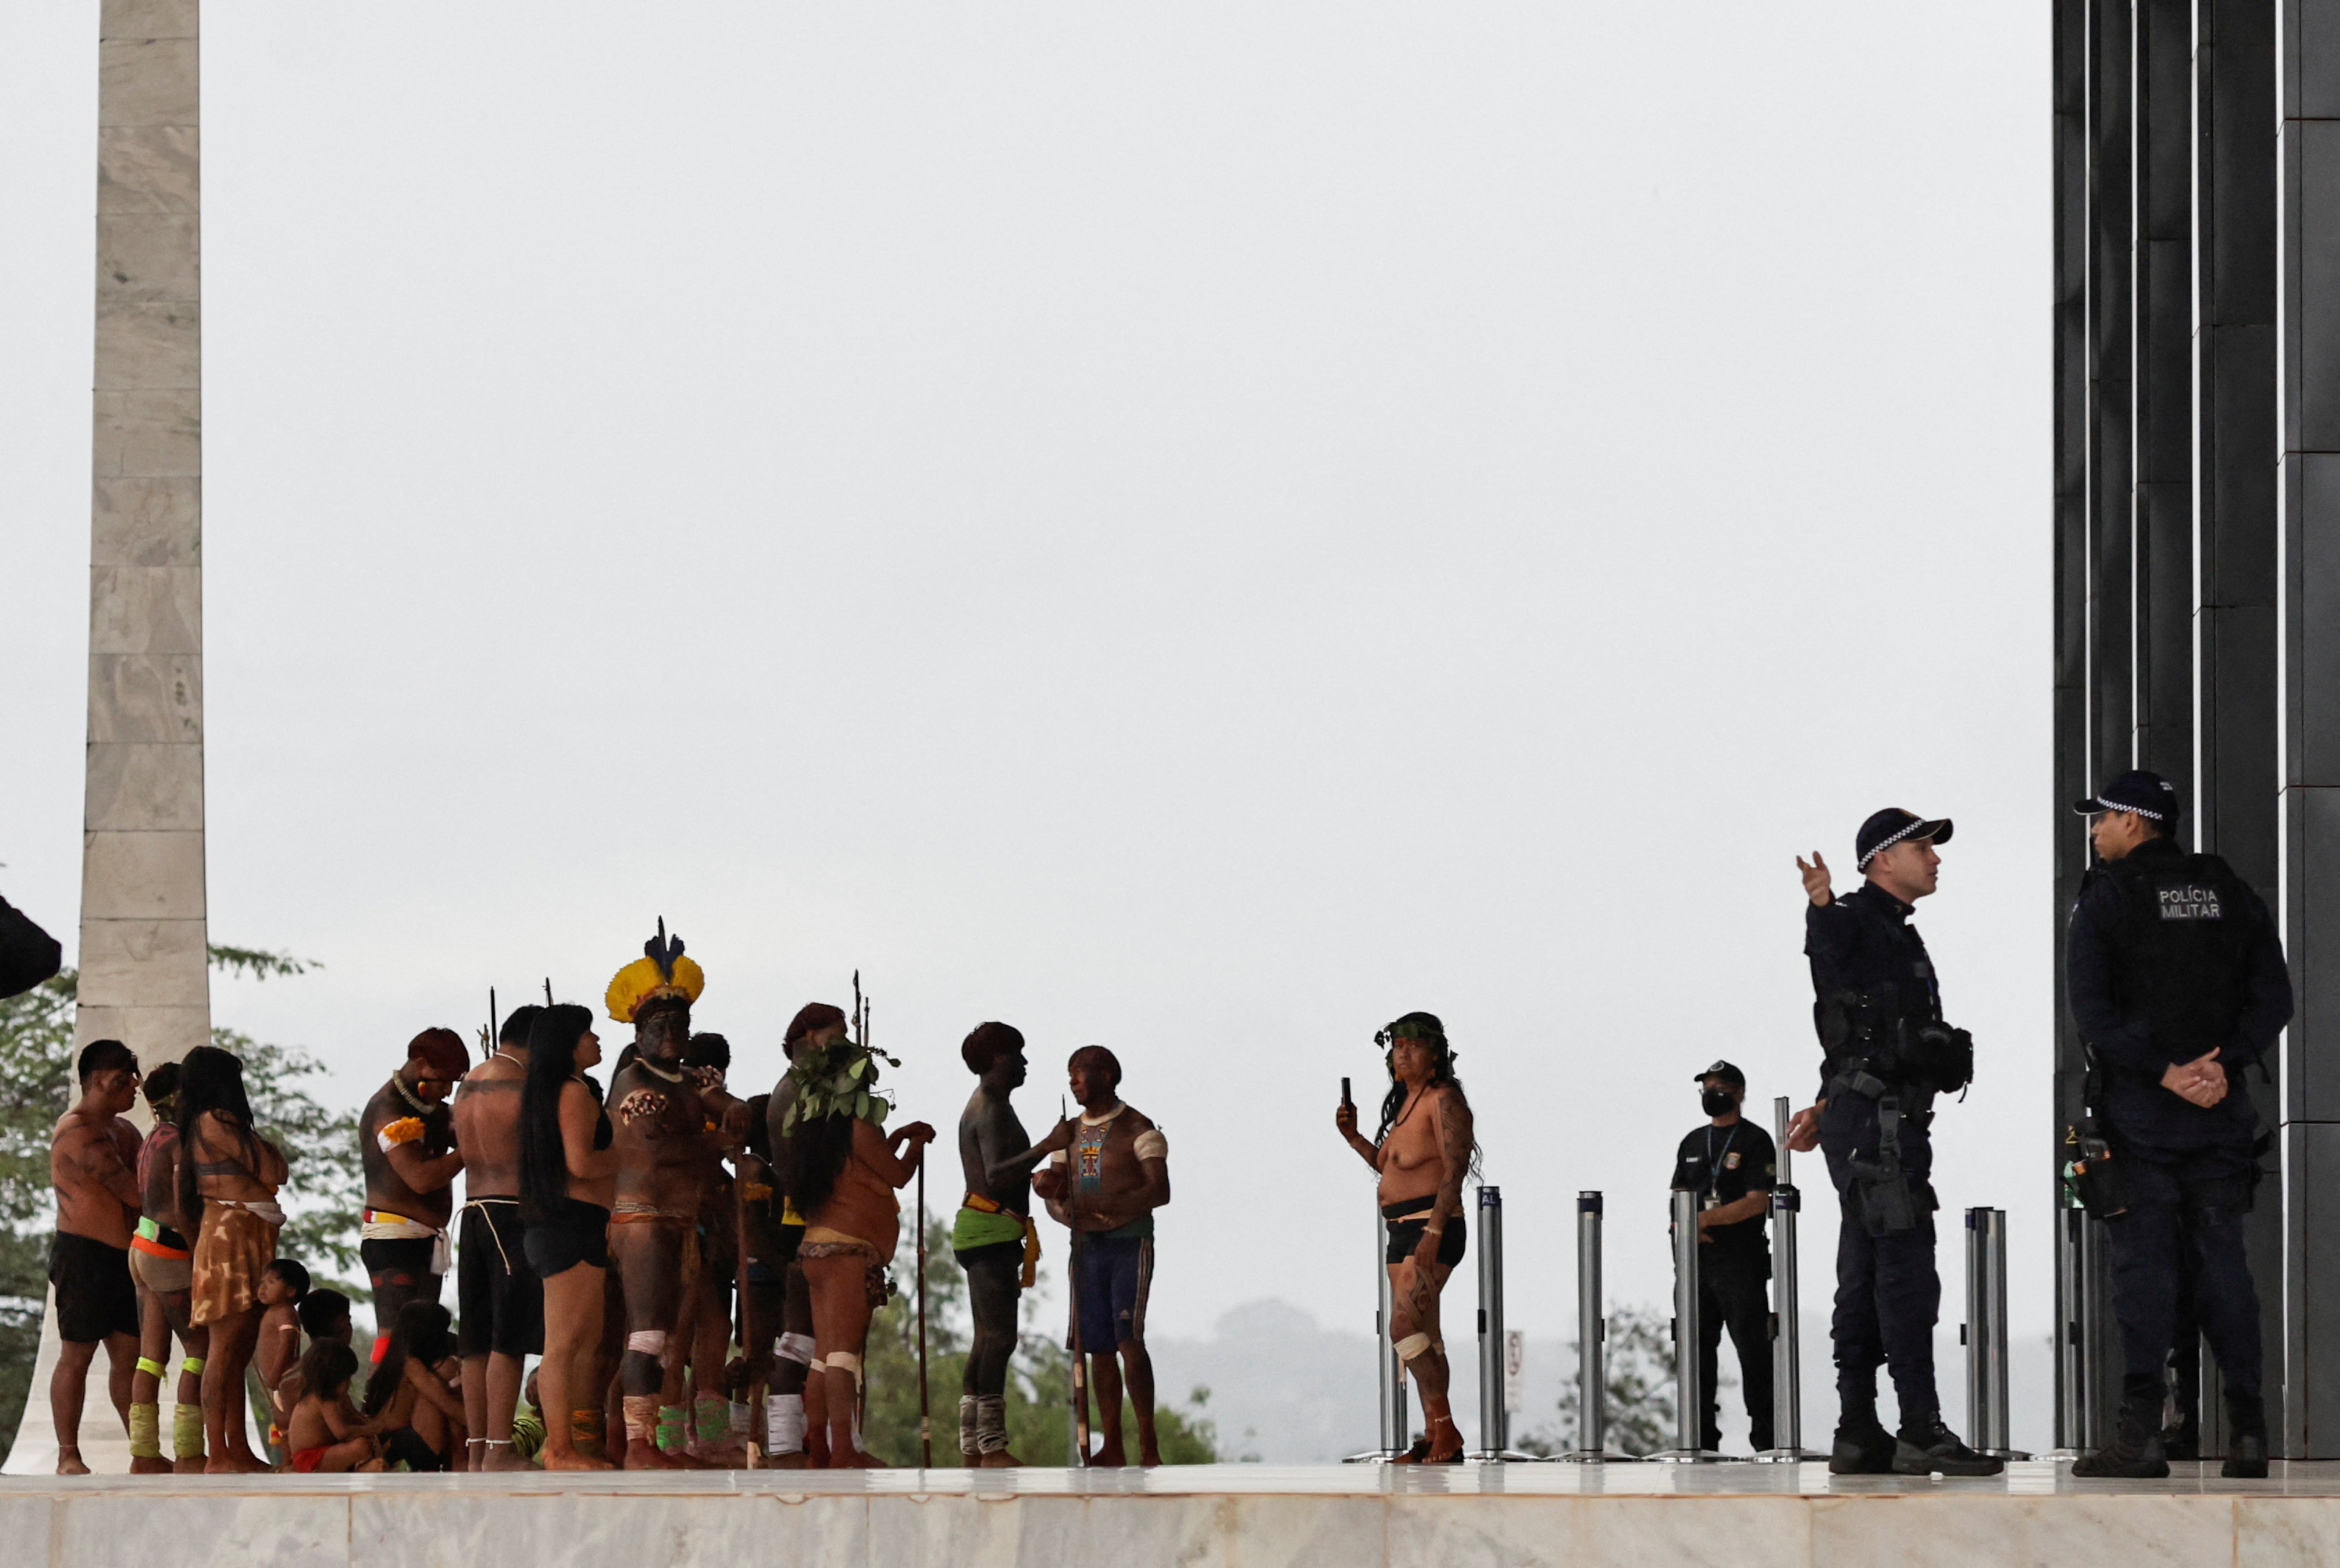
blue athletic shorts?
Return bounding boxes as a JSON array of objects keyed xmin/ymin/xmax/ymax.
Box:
[{"xmin": 1070, "ymin": 1233, "xmax": 1152, "ymax": 1353}]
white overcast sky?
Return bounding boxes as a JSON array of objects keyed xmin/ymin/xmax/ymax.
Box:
[{"xmin": 2, "ymin": 0, "xmax": 2049, "ymax": 1404}]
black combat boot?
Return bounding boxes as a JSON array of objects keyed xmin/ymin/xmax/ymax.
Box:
[
  {"xmin": 1829, "ymin": 1412, "xmax": 1895, "ymax": 1475},
  {"xmin": 2160, "ymin": 1409, "xmax": 2200, "ymax": 1461},
  {"xmin": 2072, "ymin": 1396, "xmax": 2169, "ymax": 1479},
  {"xmin": 2222, "ymin": 1391, "xmax": 2269, "ymax": 1480},
  {"xmin": 1892, "ymin": 1415, "xmax": 2006, "ymax": 1477}
]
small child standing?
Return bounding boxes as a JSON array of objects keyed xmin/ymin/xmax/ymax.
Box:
[
  {"xmin": 284, "ymin": 1342, "xmax": 382, "ymax": 1473},
  {"xmin": 255, "ymin": 1258, "xmax": 311, "ymax": 1457}
]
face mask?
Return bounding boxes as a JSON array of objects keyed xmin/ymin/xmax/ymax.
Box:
[{"xmin": 1701, "ymin": 1088, "xmax": 1735, "ymax": 1117}]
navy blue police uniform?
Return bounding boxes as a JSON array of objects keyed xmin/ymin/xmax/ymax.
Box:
[
  {"xmin": 2065, "ymin": 770, "xmax": 2291, "ymax": 1477},
  {"xmin": 1670, "ymin": 1060, "xmax": 1776, "ymax": 1453},
  {"xmin": 1804, "ymin": 808, "xmax": 1997, "ymax": 1475}
]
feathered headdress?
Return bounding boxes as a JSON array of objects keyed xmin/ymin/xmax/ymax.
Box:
[{"xmin": 605, "ymin": 918, "xmax": 706, "ymax": 1024}]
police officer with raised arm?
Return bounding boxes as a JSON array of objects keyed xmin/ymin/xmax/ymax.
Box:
[
  {"xmin": 2064, "ymin": 770, "xmax": 2290, "ymax": 1479},
  {"xmin": 1785, "ymin": 808, "xmax": 2000, "ymax": 1476}
]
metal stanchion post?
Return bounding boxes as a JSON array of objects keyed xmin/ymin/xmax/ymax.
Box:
[
  {"xmin": 1470, "ymin": 1186, "xmax": 1533, "ymax": 1462},
  {"xmin": 1755, "ymin": 1096, "xmax": 1819, "ymax": 1461},
  {"xmin": 2048, "ymin": 1203, "xmax": 2086, "ymax": 1459},
  {"xmin": 1650, "ymin": 1188, "xmax": 1721, "ymax": 1461},
  {"xmin": 1554, "ymin": 1192, "xmax": 1607, "ymax": 1462},
  {"xmin": 1345, "ymin": 1195, "xmax": 1409, "ymax": 1462},
  {"xmin": 1963, "ymin": 1207, "xmax": 2029, "ymax": 1460}
]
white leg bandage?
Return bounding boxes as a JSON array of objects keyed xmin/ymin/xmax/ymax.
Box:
[
  {"xmin": 774, "ymin": 1332, "xmax": 816, "ymax": 1366},
  {"xmin": 625, "ymin": 1329, "xmax": 668, "ymax": 1357},
  {"xmin": 1394, "ymin": 1332, "xmax": 1432, "ymax": 1362},
  {"xmin": 822, "ymin": 1351, "xmax": 863, "ymax": 1386},
  {"xmin": 767, "ymin": 1393, "xmax": 807, "ymax": 1454}
]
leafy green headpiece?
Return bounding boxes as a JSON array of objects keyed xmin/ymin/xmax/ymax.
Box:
[{"xmin": 779, "ymin": 1039, "xmax": 899, "ymax": 1132}]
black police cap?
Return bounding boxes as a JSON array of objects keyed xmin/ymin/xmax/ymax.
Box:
[
  {"xmin": 1693, "ymin": 1060, "xmax": 1745, "ymax": 1089},
  {"xmin": 1855, "ymin": 807, "xmax": 1953, "ymax": 870},
  {"xmin": 2072, "ymin": 768, "xmax": 2179, "ymax": 824}
]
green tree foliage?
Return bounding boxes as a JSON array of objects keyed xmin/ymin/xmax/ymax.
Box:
[
  {"xmin": 0, "ymin": 951, "xmax": 361, "ymax": 1464},
  {"xmin": 855, "ymin": 1214, "xmax": 1219, "ymax": 1466},
  {"xmin": 1524, "ymin": 1303, "xmax": 1687, "ymax": 1458}
]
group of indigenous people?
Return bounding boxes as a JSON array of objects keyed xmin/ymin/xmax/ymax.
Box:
[{"xmin": 48, "ymin": 922, "xmax": 1463, "ymax": 1476}]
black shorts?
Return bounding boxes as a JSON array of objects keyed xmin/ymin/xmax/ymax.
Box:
[
  {"xmin": 457, "ymin": 1201, "xmax": 543, "ymax": 1358},
  {"xmin": 361, "ymin": 1236, "xmax": 440, "ymax": 1297},
  {"xmin": 1382, "ymin": 1201, "xmax": 1467, "ymax": 1268},
  {"xmin": 51, "ymin": 1231, "xmax": 138, "ymax": 1344},
  {"xmin": 523, "ymin": 1199, "xmax": 610, "ymax": 1280}
]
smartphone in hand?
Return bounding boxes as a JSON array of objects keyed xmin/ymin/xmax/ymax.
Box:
[{"xmin": 1341, "ymin": 1076, "xmax": 1353, "ymax": 1111}]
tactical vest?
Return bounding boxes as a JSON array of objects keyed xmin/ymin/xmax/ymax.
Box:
[{"xmin": 2095, "ymin": 850, "xmax": 2255, "ymax": 1054}]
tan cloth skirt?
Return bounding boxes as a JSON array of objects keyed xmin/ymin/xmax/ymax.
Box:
[{"xmin": 191, "ymin": 1201, "xmax": 281, "ymax": 1326}]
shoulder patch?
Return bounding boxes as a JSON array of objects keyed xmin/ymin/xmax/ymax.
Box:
[{"xmin": 1724, "ymin": 1151, "xmax": 1742, "ymax": 1170}]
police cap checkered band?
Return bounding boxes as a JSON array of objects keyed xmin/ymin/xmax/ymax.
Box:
[
  {"xmin": 2072, "ymin": 768, "xmax": 2178, "ymax": 822},
  {"xmin": 1855, "ymin": 808, "xmax": 1953, "ymax": 870}
]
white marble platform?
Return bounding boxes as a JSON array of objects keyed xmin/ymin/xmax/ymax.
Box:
[{"xmin": 11, "ymin": 1460, "xmax": 2340, "ymax": 1567}]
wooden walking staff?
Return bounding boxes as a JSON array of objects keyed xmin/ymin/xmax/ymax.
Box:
[
  {"xmin": 735, "ymin": 1152, "xmax": 761, "ymax": 1467},
  {"xmin": 917, "ymin": 1159, "xmax": 931, "ymax": 1467},
  {"xmin": 1063, "ymin": 1094, "xmax": 1089, "ymax": 1466}
]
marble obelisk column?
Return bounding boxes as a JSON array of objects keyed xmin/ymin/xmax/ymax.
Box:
[
  {"xmin": 79, "ymin": 0, "xmax": 208, "ymax": 1072},
  {"xmin": 5, "ymin": 0, "xmax": 206, "ymax": 1477}
]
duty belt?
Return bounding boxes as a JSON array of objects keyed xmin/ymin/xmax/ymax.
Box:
[{"xmin": 1823, "ymin": 1056, "xmax": 1929, "ymax": 1106}]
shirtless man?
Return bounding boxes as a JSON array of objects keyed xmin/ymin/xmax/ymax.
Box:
[
  {"xmin": 1028, "ymin": 1046, "xmax": 1170, "ymax": 1468},
  {"xmin": 358, "ymin": 1029, "xmax": 468, "ymax": 1364},
  {"xmin": 126, "ymin": 1062, "xmax": 207, "ymax": 1473},
  {"xmin": 602, "ymin": 925, "xmax": 725, "ymax": 1469},
  {"xmin": 451, "ymin": 1004, "xmax": 542, "ymax": 1471},
  {"xmin": 950, "ymin": 1022, "xmax": 1042, "ymax": 1465},
  {"xmin": 1333, "ymin": 1011, "xmax": 1475, "ymax": 1463},
  {"xmin": 670, "ymin": 1031, "xmax": 747, "ymax": 1465},
  {"xmin": 48, "ymin": 1038, "xmax": 143, "ymax": 1474}
]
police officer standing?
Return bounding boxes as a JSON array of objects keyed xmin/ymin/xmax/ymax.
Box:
[
  {"xmin": 2064, "ymin": 770, "xmax": 2290, "ymax": 1479},
  {"xmin": 1670, "ymin": 1061, "xmax": 1776, "ymax": 1453},
  {"xmin": 1786, "ymin": 808, "xmax": 2000, "ymax": 1476}
]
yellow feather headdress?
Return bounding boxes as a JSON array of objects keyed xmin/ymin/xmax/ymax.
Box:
[{"xmin": 606, "ymin": 918, "xmax": 705, "ymax": 1023}]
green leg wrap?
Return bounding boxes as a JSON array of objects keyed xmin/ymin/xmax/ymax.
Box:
[
  {"xmin": 128, "ymin": 1403, "xmax": 161, "ymax": 1459},
  {"xmin": 656, "ymin": 1404, "xmax": 688, "ymax": 1454},
  {"xmin": 172, "ymin": 1403, "xmax": 205, "ymax": 1461},
  {"xmin": 693, "ymin": 1394, "xmax": 729, "ymax": 1444}
]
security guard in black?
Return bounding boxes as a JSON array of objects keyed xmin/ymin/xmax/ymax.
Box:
[
  {"xmin": 1793, "ymin": 808, "xmax": 1998, "ymax": 1477},
  {"xmin": 1669, "ymin": 1061, "xmax": 1775, "ymax": 1452},
  {"xmin": 2065, "ymin": 768, "xmax": 2290, "ymax": 1479}
]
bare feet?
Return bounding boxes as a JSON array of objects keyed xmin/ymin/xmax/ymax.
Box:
[
  {"xmin": 1424, "ymin": 1417, "xmax": 1465, "ymax": 1465},
  {"xmin": 357, "ymin": 1459, "xmax": 388, "ymax": 1472},
  {"xmin": 767, "ymin": 1451, "xmax": 808, "ymax": 1469},
  {"xmin": 1390, "ymin": 1435, "xmax": 1433, "ymax": 1465},
  {"xmin": 128, "ymin": 1455, "xmax": 173, "ymax": 1475},
  {"xmin": 1093, "ymin": 1441, "xmax": 1127, "ymax": 1468},
  {"xmin": 824, "ymin": 1446, "xmax": 880, "ymax": 1468},
  {"xmin": 483, "ymin": 1445, "xmax": 537, "ymax": 1472},
  {"xmin": 172, "ymin": 1455, "xmax": 205, "ymax": 1474},
  {"xmin": 1140, "ymin": 1448, "xmax": 1162, "ymax": 1468},
  {"xmin": 977, "ymin": 1450, "xmax": 1024, "ymax": 1468},
  {"xmin": 542, "ymin": 1449, "xmax": 615, "ymax": 1472},
  {"xmin": 625, "ymin": 1439, "xmax": 681, "ymax": 1470},
  {"xmin": 56, "ymin": 1448, "xmax": 89, "ymax": 1477}
]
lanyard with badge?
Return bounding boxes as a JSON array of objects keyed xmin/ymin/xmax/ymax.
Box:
[{"xmin": 1702, "ymin": 1125, "xmax": 1739, "ymax": 1211}]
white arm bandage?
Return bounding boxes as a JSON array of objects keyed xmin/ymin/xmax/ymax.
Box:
[{"xmin": 1133, "ymin": 1129, "xmax": 1168, "ymax": 1161}]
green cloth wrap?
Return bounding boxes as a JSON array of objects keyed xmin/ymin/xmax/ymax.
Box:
[{"xmin": 950, "ymin": 1204, "xmax": 1026, "ymax": 1252}]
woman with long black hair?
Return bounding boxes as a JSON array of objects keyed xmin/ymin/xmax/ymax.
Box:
[
  {"xmin": 175, "ymin": 1043, "xmax": 287, "ymax": 1472},
  {"xmin": 1331, "ymin": 1011, "xmax": 1476, "ymax": 1463},
  {"xmin": 519, "ymin": 1002, "xmax": 618, "ymax": 1469},
  {"xmin": 774, "ymin": 1014, "xmax": 935, "ymax": 1468}
]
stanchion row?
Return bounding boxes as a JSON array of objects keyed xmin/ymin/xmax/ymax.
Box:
[{"xmin": 1352, "ymin": 1097, "xmax": 2021, "ymax": 1463}]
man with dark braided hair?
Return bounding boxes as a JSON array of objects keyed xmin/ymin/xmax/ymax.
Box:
[{"xmin": 1332, "ymin": 1012, "xmax": 1472, "ymax": 1464}]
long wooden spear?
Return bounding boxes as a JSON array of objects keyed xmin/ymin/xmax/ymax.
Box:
[{"xmin": 1063, "ymin": 1093, "xmax": 1088, "ymax": 1466}]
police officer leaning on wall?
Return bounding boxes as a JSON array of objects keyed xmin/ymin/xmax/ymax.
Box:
[
  {"xmin": 1785, "ymin": 808, "xmax": 2002, "ymax": 1477},
  {"xmin": 1671, "ymin": 1061, "xmax": 1776, "ymax": 1454},
  {"xmin": 2065, "ymin": 770, "xmax": 2291, "ymax": 1480}
]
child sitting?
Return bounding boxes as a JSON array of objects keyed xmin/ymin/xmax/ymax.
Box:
[
  {"xmin": 284, "ymin": 1342, "xmax": 383, "ymax": 1473},
  {"xmin": 362, "ymin": 1301, "xmax": 467, "ymax": 1471}
]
